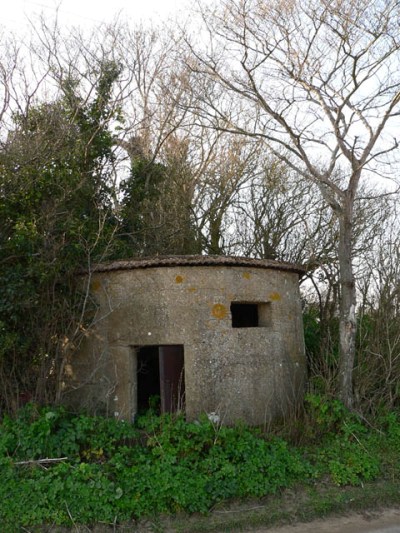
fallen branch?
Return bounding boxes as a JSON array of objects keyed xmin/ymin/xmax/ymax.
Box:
[{"xmin": 14, "ymin": 457, "xmax": 68, "ymax": 466}]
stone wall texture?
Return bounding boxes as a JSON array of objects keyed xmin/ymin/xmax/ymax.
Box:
[{"xmin": 62, "ymin": 256, "xmax": 306, "ymax": 426}]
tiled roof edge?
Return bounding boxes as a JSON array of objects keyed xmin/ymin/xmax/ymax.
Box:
[{"xmin": 86, "ymin": 255, "xmax": 306, "ymax": 275}]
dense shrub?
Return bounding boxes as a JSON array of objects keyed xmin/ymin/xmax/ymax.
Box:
[
  {"xmin": 0, "ymin": 62, "xmax": 123, "ymax": 412},
  {"xmin": 0, "ymin": 400, "xmax": 399, "ymax": 529}
]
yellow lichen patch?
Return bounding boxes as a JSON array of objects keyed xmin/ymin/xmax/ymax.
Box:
[
  {"xmin": 242, "ymin": 272, "xmax": 251, "ymax": 280},
  {"xmin": 175, "ymin": 275, "xmax": 184, "ymax": 284},
  {"xmin": 269, "ymin": 291, "xmax": 281, "ymax": 301},
  {"xmin": 212, "ymin": 303, "xmax": 228, "ymax": 319},
  {"xmin": 187, "ymin": 287, "xmax": 197, "ymax": 292},
  {"xmin": 90, "ymin": 279, "xmax": 101, "ymax": 292}
]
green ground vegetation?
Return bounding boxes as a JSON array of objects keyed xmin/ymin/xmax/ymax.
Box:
[{"xmin": 0, "ymin": 395, "xmax": 399, "ymax": 531}]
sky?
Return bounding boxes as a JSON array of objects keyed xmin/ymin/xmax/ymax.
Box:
[{"xmin": 2, "ymin": 0, "xmax": 193, "ymax": 32}]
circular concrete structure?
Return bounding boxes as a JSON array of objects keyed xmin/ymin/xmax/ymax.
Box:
[{"xmin": 64, "ymin": 256, "xmax": 306, "ymax": 425}]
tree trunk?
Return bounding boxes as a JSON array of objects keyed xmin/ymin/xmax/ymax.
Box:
[{"xmin": 337, "ymin": 204, "xmax": 357, "ymax": 409}]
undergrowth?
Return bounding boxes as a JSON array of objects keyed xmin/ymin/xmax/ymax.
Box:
[{"xmin": 0, "ymin": 395, "xmax": 399, "ymax": 530}]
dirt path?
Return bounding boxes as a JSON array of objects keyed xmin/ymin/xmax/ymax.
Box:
[{"xmin": 249, "ymin": 508, "xmax": 400, "ymax": 533}]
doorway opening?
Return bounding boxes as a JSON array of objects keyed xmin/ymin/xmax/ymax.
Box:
[{"xmin": 136, "ymin": 345, "xmax": 185, "ymax": 414}]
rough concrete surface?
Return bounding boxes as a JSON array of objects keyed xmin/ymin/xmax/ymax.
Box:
[{"xmin": 64, "ymin": 256, "xmax": 306, "ymax": 426}]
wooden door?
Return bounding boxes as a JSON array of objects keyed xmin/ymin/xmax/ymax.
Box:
[{"xmin": 158, "ymin": 345, "xmax": 185, "ymax": 413}]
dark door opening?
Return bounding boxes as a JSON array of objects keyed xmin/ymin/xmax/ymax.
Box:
[
  {"xmin": 137, "ymin": 346, "xmax": 160, "ymax": 411},
  {"xmin": 136, "ymin": 345, "xmax": 185, "ymax": 414}
]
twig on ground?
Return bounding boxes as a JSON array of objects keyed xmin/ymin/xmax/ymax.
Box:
[{"xmin": 14, "ymin": 457, "xmax": 68, "ymax": 466}]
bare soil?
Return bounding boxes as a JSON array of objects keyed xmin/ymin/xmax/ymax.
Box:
[
  {"xmin": 150, "ymin": 480, "xmax": 400, "ymax": 533},
  {"xmin": 251, "ymin": 508, "xmax": 400, "ymax": 533},
  {"xmin": 40, "ymin": 480, "xmax": 400, "ymax": 532}
]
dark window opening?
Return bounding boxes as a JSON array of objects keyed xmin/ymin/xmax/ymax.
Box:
[
  {"xmin": 231, "ymin": 302, "xmax": 271, "ymax": 328},
  {"xmin": 136, "ymin": 345, "xmax": 185, "ymax": 414},
  {"xmin": 231, "ymin": 303, "xmax": 258, "ymax": 327}
]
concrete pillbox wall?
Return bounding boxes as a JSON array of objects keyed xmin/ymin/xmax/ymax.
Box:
[{"xmin": 62, "ymin": 256, "xmax": 306, "ymax": 426}]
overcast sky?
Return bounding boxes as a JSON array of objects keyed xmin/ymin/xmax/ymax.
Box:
[{"xmin": 2, "ymin": 0, "xmax": 193, "ymax": 32}]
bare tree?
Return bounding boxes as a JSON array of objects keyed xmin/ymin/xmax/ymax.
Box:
[
  {"xmin": 355, "ymin": 199, "xmax": 400, "ymax": 409},
  {"xmin": 229, "ymin": 157, "xmax": 338, "ymax": 263},
  {"xmin": 186, "ymin": 0, "xmax": 400, "ymax": 407},
  {"xmin": 0, "ymin": 33, "xmax": 16, "ymax": 128},
  {"xmin": 110, "ymin": 23, "xmax": 195, "ymax": 161},
  {"xmin": 191, "ymin": 133, "xmax": 261, "ymax": 254}
]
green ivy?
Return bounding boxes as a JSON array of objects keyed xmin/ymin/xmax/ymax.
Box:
[
  {"xmin": 1, "ymin": 404, "xmax": 398, "ymax": 529},
  {"xmin": 0, "ymin": 62, "xmax": 123, "ymax": 411}
]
